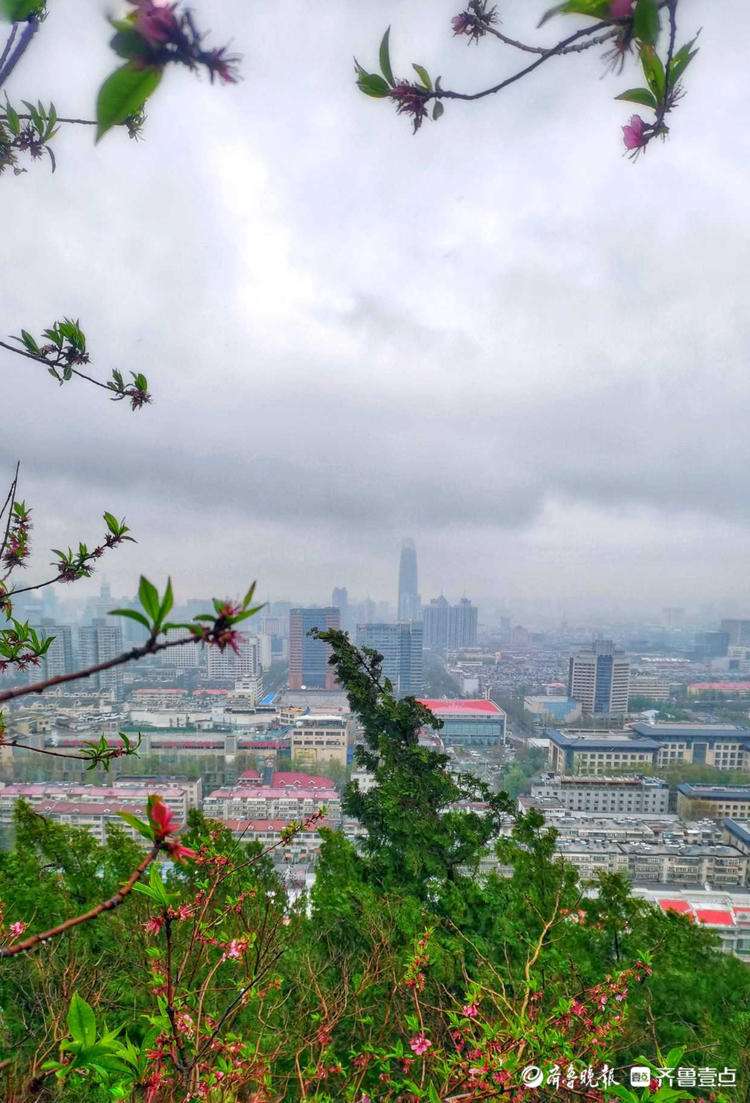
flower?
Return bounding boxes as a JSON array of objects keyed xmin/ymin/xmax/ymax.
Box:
[
  {"xmin": 144, "ymin": 915, "xmax": 164, "ymax": 936},
  {"xmin": 166, "ymin": 840, "xmax": 198, "ymax": 864},
  {"xmin": 571, "ymin": 1000, "xmax": 585, "ymax": 1015},
  {"xmin": 9, "ymin": 921, "xmax": 26, "ymax": 938},
  {"xmin": 462, "ymin": 1003, "xmax": 479, "ymax": 1018},
  {"xmin": 132, "ymin": 0, "xmax": 179, "ymax": 48},
  {"xmin": 610, "ymin": 0, "xmax": 635, "ymax": 15},
  {"xmin": 202, "ymin": 46, "xmax": 241, "ymax": 84},
  {"xmin": 389, "ymin": 83, "xmax": 429, "ymax": 133},
  {"xmin": 622, "ymin": 114, "xmax": 646, "ymax": 150},
  {"xmin": 409, "ymin": 1034, "xmax": 432, "ymax": 1056},
  {"xmin": 149, "ymin": 798, "xmax": 178, "ymax": 838}
]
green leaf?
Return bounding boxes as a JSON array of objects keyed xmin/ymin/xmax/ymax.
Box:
[
  {"xmin": 432, "ymin": 101, "xmax": 444, "ymax": 120},
  {"xmin": 0, "ymin": 0, "xmax": 44, "ymax": 21},
  {"xmin": 379, "ymin": 26, "xmax": 394, "ymax": 86},
  {"xmin": 67, "ymin": 993, "xmax": 97, "ymax": 1048},
  {"xmin": 132, "ymin": 882, "xmax": 162, "ymax": 902},
  {"xmin": 96, "ymin": 63, "xmax": 162, "ymax": 141},
  {"xmin": 668, "ymin": 37, "xmax": 699, "ymax": 85},
  {"xmin": 138, "ymin": 576, "xmax": 160, "ymax": 622},
  {"xmin": 538, "ymin": 0, "xmax": 609, "ymax": 26},
  {"xmin": 110, "ymin": 609, "xmax": 150, "ymax": 629},
  {"xmin": 615, "ymin": 87, "xmax": 657, "ymax": 107},
  {"xmin": 412, "ymin": 64, "xmax": 432, "ymax": 91},
  {"xmin": 633, "ymin": 0, "xmax": 659, "ymax": 45},
  {"xmin": 117, "ymin": 812, "xmax": 154, "ymax": 840},
  {"xmin": 109, "ymin": 27, "xmax": 153, "ymax": 63},
  {"xmin": 356, "ymin": 71, "xmax": 391, "ymax": 98},
  {"xmin": 157, "ymin": 578, "xmax": 173, "ymax": 625},
  {"xmin": 4, "ymin": 102, "xmax": 19, "ymax": 135},
  {"xmin": 640, "ymin": 44, "xmax": 665, "ymax": 100}
]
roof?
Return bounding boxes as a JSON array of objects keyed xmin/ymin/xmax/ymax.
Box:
[
  {"xmin": 631, "ymin": 722, "xmax": 750, "ymax": 742},
  {"xmin": 658, "ymin": 899, "xmax": 692, "ymax": 914},
  {"xmin": 688, "ymin": 683, "xmax": 750, "ymax": 692},
  {"xmin": 678, "ymin": 785, "xmax": 750, "ymax": 801},
  {"xmin": 418, "ymin": 699, "xmax": 503, "ymax": 715},
  {"xmin": 272, "ymin": 771, "xmax": 335, "ymax": 789},
  {"xmin": 549, "ymin": 729, "xmax": 659, "ymax": 750},
  {"xmin": 695, "ymin": 909, "xmax": 735, "ymax": 926}
]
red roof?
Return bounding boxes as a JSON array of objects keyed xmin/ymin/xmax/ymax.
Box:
[
  {"xmin": 239, "ymin": 770, "xmax": 261, "ymax": 780},
  {"xmin": 272, "ymin": 771, "xmax": 335, "ymax": 789},
  {"xmin": 658, "ymin": 899, "xmax": 693, "ymax": 914},
  {"xmin": 695, "ymin": 909, "xmax": 734, "ymax": 926},
  {"xmin": 418, "ymin": 699, "xmax": 502, "ymax": 715}
]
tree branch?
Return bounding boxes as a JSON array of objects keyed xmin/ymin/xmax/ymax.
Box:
[
  {"xmin": 0, "ymin": 339, "xmax": 111, "ymax": 393},
  {"xmin": 0, "ymin": 16, "xmax": 40, "ymax": 90},
  {"xmin": 0, "ymin": 843, "xmax": 161, "ymax": 958}
]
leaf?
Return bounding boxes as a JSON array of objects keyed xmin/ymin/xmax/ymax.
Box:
[
  {"xmin": 412, "ymin": 63, "xmax": 432, "ymax": 91},
  {"xmin": 157, "ymin": 577, "xmax": 173, "ymax": 625},
  {"xmin": 615, "ymin": 87, "xmax": 657, "ymax": 107},
  {"xmin": 0, "ymin": 0, "xmax": 44, "ymax": 21},
  {"xmin": 538, "ymin": 0, "xmax": 608, "ymax": 25},
  {"xmin": 379, "ymin": 26, "xmax": 394, "ymax": 86},
  {"xmin": 4, "ymin": 102, "xmax": 19, "ymax": 135},
  {"xmin": 432, "ymin": 101, "xmax": 444, "ymax": 120},
  {"xmin": 640, "ymin": 44, "xmax": 665, "ymax": 100},
  {"xmin": 96, "ymin": 63, "xmax": 162, "ymax": 141},
  {"xmin": 67, "ymin": 993, "xmax": 97, "ymax": 1048},
  {"xmin": 668, "ymin": 36, "xmax": 699, "ymax": 85},
  {"xmin": 138, "ymin": 576, "xmax": 160, "ymax": 622},
  {"xmin": 633, "ymin": 0, "xmax": 659, "ymax": 45},
  {"xmin": 356, "ymin": 71, "xmax": 391, "ymax": 98},
  {"xmin": 131, "ymin": 882, "xmax": 162, "ymax": 901},
  {"xmin": 110, "ymin": 609, "xmax": 151, "ymax": 629},
  {"xmin": 20, "ymin": 328, "xmax": 38, "ymax": 352},
  {"xmin": 117, "ymin": 812, "xmax": 154, "ymax": 840}
]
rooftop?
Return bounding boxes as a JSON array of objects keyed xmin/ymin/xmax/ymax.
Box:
[
  {"xmin": 678, "ymin": 785, "xmax": 750, "ymax": 800},
  {"xmin": 418, "ymin": 699, "xmax": 503, "ymax": 715}
]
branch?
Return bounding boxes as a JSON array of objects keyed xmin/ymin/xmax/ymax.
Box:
[
  {"xmin": 0, "ymin": 16, "xmax": 40, "ymax": 90},
  {"xmin": 437, "ymin": 18, "xmax": 619, "ymax": 102},
  {"xmin": 0, "ymin": 339, "xmax": 110, "ymax": 393},
  {"xmin": 0, "ymin": 633, "xmax": 201, "ymax": 704},
  {"xmin": 0, "ymin": 462, "xmax": 19, "ymax": 564},
  {"xmin": 0, "ymin": 24, "xmax": 18, "ymax": 75},
  {"xmin": 0, "ymin": 843, "xmax": 161, "ymax": 958},
  {"xmin": 484, "ymin": 24, "xmax": 616, "ymax": 55}
]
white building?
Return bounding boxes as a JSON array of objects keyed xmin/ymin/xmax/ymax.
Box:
[
  {"xmin": 568, "ymin": 639, "xmax": 630, "ymax": 716},
  {"xmin": 291, "ymin": 714, "xmax": 348, "ymax": 767},
  {"xmin": 529, "ymin": 774, "xmax": 669, "ymax": 815}
]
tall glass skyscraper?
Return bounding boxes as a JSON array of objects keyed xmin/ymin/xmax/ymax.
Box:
[
  {"xmin": 397, "ymin": 538, "xmax": 420, "ymax": 622},
  {"xmin": 356, "ymin": 622, "xmax": 424, "ymax": 697}
]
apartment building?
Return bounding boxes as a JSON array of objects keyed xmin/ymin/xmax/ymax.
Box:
[
  {"xmin": 290, "ymin": 714, "xmax": 348, "ymax": 767},
  {"xmin": 529, "ymin": 774, "xmax": 669, "ymax": 815}
]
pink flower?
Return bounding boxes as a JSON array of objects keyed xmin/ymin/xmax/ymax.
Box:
[
  {"xmin": 149, "ymin": 798, "xmax": 178, "ymax": 838},
  {"xmin": 622, "ymin": 114, "xmax": 646, "ymax": 150},
  {"xmin": 610, "ymin": 0, "xmax": 635, "ymax": 15},
  {"xmin": 9, "ymin": 921, "xmax": 26, "ymax": 938},
  {"xmin": 166, "ymin": 840, "xmax": 197, "ymax": 864},
  {"xmin": 409, "ymin": 1034, "xmax": 432, "ymax": 1056},
  {"xmin": 462, "ymin": 1003, "xmax": 479, "ymax": 1018},
  {"xmin": 143, "ymin": 915, "xmax": 164, "ymax": 936},
  {"xmin": 571, "ymin": 1000, "xmax": 585, "ymax": 1015},
  {"xmin": 132, "ymin": 1, "xmax": 179, "ymax": 48}
]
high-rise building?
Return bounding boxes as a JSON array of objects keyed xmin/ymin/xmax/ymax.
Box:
[
  {"xmin": 568, "ymin": 639, "xmax": 630, "ymax": 717},
  {"xmin": 720, "ymin": 620, "xmax": 750, "ymax": 646},
  {"xmin": 31, "ymin": 620, "xmax": 74, "ymax": 681},
  {"xmin": 207, "ymin": 633, "xmax": 260, "ymax": 681},
  {"xmin": 78, "ymin": 619, "xmax": 124, "ymax": 698},
  {"xmin": 423, "ymin": 597, "xmax": 478, "ymax": 650},
  {"xmin": 397, "ymin": 538, "xmax": 420, "ymax": 622},
  {"xmin": 288, "ymin": 607, "xmax": 340, "ymax": 690},
  {"xmin": 356, "ymin": 622, "xmax": 424, "ymax": 697}
]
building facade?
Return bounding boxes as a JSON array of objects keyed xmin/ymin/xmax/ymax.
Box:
[
  {"xmin": 676, "ymin": 785, "xmax": 750, "ymax": 821},
  {"xmin": 290, "ymin": 714, "xmax": 348, "ymax": 767},
  {"xmin": 397, "ymin": 538, "xmax": 420, "ymax": 622},
  {"xmin": 568, "ymin": 639, "xmax": 630, "ymax": 716},
  {"xmin": 288, "ymin": 608, "xmax": 340, "ymax": 690},
  {"xmin": 547, "ymin": 729, "xmax": 659, "ymax": 775},
  {"xmin": 423, "ymin": 597, "xmax": 478, "ymax": 650},
  {"xmin": 629, "ymin": 723, "xmax": 750, "ymax": 771},
  {"xmin": 417, "ymin": 699, "xmax": 506, "ymax": 747},
  {"xmin": 356, "ymin": 622, "xmax": 424, "ymax": 697},
  {"xmin": 78, "ymin": 619, "xmax": 124, "ymax": 698},
  {"xmin": 530, "ymin": 774, "xmax": 669, "ymax": 815}
]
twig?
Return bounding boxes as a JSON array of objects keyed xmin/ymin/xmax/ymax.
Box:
[
  {"xmin": 0, "ymin": 843, "xmax": 161, "ymax": 957},
  {"xmin": 0, "ymin": 339, "xmax": 111, "ymax": 393},
  {"xmin": 0, "ymin": 16, "xmax": 40, "ymax": 90}
]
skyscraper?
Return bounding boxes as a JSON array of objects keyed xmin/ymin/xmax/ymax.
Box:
[
  {"xmin": 288, "ymin": 607, "xmax": 341, "ymax": 690},
  {"xmin": 78, "ymin": 619, "xmax": 124, "ymax": 698},
  {"xmin": 31, "ymin": 621, "xmax": 74, "ymax": 681},
  {"xmin": 397, "ymin": 538, "xmax": 420, "ymax": 622},
  {"xmin": 568, "ymin": 639, "xmax": 630, "ymax": 717},
  {"xmin": 356, "ymin": 622, "xmax": 424, "ymax": 697},
  {"xmin": 423, "ymin": 597, "xmax": 478, "ymax": 650}
]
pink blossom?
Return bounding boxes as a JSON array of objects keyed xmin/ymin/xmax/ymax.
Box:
[
  {"xmin": 132, "ymin": 1, "xmax": 179, "ymax": 48},
  {"xmin": 622, "ymin": 114, "xmax": 646, "ymax": 150},
  {"xmin": 166, "ymin": 840, "xmax": 198, "ymax": 864},
  {"xmin": 9, "ymin": 921, "xmax": 26, "ymax": 938},
  {"xmin": 143, "ymin": 915, "xmax": 164, "ymax": 936},
  {"xmin": 610, "ymin": 0, "xmax": 635, "ymax": 15},
  {"xmin": 409, "ymin": 1034, "xmax": 432, "ymax": 1056},
  {"xmin": 462, "ymin": 1003, "xmax": 479, "ymax": 1018},
  {"xmin": 150, "ymin": 798, "xmax": 178, "ymax": 838},
  {"xmin": 571, "ymin": 1000, "xmax": 585, "ymax": 1015}
]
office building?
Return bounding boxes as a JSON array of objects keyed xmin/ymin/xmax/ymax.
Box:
[
  {"xmin": 397, "ymin": 538, "xmax": 420, "ymax": 622},
  {"xmin": 207, "ymin": 633, "xmax": 261, "ymax": 682},
  {"xmin": 676, "ymin": 785, "xmax": 750, "ymax": 821},
  {"xmin": 78, "ymin": 619, "xmax": 124, "ymax": 698},
  {"xmin": 568, "ymin": 639, "xmax": 630, "ymax": 716},
  {"xmin": 291, "ymin": 714, "xmax": 348, "ymax": 767},
  {"xmin": 417, "ymin": 698, "xmax": 505, "ymax": 747},
  {"xmin": 31, "ymin": 621, "xmax": 74, "ymax": 681},
  {"xmin": 524, "ymin": 695, "xmax": 582, "ymax": 724},
  {"xmin": 288, "ymin": 608, "xmax": 340, "ymax": 690},
  {"xmin": 356, "ymin": 621, "xmax": 424, "ymax": 697},
  {"xmin": 423, "ymin": 596, "xmax": 478, "ymax": 650},
  {"xmin": 547, "ymin": 729, "xmax": 659, "ymax": 775},
  {"xmin": 720, "ymin": 620, "xmax": 750, "ymax": 646},
  {"xmin": 629, "ymin": 723, "xmax": 750, "ymax": 771},
  {"xmin": 529, "ymin": 774, "xmax": 669, "ymax": 815}
]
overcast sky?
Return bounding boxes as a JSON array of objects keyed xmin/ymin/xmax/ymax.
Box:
[{"xmin": 3, "ymin": 0, "xmax": 750, "ymax": 619}]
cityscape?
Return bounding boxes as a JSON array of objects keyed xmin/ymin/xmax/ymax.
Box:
[{"xmin": 3, "ymin": 537, "xmax": 750, "ymax": 960}]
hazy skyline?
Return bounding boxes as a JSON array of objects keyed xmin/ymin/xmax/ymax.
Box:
[{"xmin": 3, "ymin": 0, "xmax": 750, "ymax": 613}]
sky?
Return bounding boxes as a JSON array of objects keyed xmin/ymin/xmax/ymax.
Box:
[{"xmin": 3, "ymin": 0, "xmax": 750, "ymax": 619}]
